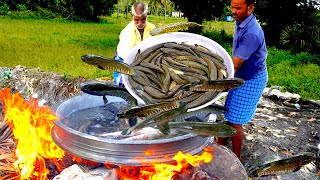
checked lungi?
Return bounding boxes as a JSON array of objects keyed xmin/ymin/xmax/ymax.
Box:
[{"xmin": 224, "ymin": 70, "xmax": 268, "ymax": 124}]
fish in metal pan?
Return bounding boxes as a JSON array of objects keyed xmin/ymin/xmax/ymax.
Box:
[
  {"xmin": 157, "ymin": 123, "xmax": 171, "ymax": 135},
  {"xmin": 248, "ymin": 152, "xmax": 316, "ymax": 178},
  {"xmin": 81, "ymin": 54, "xmax": 135, "ymax": 76},
  {"xmin": 164, "ymin": 104, "xmax": 227, "ymax": 122},
  {"xmin": 80, "ymin": 81, "xmax": 138, "ymax": 126},
  {"xmin": 168, "ymin": 121, "xmax": 236, "ymax": 137},
  {"xmin": 149, "ymin": 22, "xmax": 203, "ymax": 36},
  {"xmin": 118, "ymin": 101, "xmax": 183, "ymax": 118},
  {"xmin": 122, "ymin": 102, "xmax": 187, "ymax": 135},
  {"xmin": 91, "ymin": 89, "xmax": 138, "ymax": 126},
  {"xmin": 123, "ymin": 127, "xmax": 165, "ymax": 140}
]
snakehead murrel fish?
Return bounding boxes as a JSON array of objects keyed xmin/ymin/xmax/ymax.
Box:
[{"xmin": 248, "ymin": 152, "xmax": 316, "ymax": 177}]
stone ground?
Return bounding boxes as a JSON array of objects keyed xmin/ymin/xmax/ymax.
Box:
[
  {"xmin": 239, "ymin": 94, "xmax": 320, "ymax": 179},
  {"xmin": 0, "ymin": 66, "xmax": 319, "ymax": 179}
]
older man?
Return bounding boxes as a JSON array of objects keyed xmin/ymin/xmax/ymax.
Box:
[
  {"xmin": 217, "ymin": 0, "xmax": 268, "ymax": 159},
  {"xmin": 114, "ymin": 2, "xmax": 156, "ymax": 86}
]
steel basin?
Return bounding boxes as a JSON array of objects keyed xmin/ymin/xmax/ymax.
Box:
[{"xmin": 52, "ymin": 93, "xmax": 213, "ymax": 166}]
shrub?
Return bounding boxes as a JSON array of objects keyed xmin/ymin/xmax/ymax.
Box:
[
  {"xmin": 201, "ymin": 30, "xmax": 233, "ymax": 51},
  {"xmin": 280, "ymin": 22, "xmax": 320, "ymax": 54},
  {"xmin": 16, "ymin": 4, "xmax": 27, "ymax": 12},
  {"xmin": 0, "ymin": 3, "xmax": 9, "ymax": 16},
  {"xmin": 34, "ymin": 6, "xmax": 60, "ymax": 19}
]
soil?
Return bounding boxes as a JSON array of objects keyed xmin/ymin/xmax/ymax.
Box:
[
  {"xmin": 240, "ymin": 95, "xmax": 320, "ymax": 180},
  {"xmin": 0, "ymin": 66, "xmax": 319, "ymax": 179}
]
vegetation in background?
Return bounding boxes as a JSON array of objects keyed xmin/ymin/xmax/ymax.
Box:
[
  {"xmin": 279, "ymin": 11, "xmax": 320, "ymax": 54},
  {"xmin": 254, "ymin": 0, "xmax": 320, "ymax": 53},
  {"xmin": 266, "ymin": 47, "xmax": 320, "ymax": 99},
  {"xmin": 171, "ymin": 0, "xmax": 226, "ymax": 23},
  {"xmin": 0, "ymin": 15, "xmax": 183, "ymax": 79},
  {"xmin": 0, "ymin": 0, "xmax": 117, "ymax": 21},
  {"xmin": 0, "ymin": 15, "xmax": 319, "ymax": 99},
  {"xmin": 200, "ymin": 27, "xmax": 320, "ymax": 99},
  {"xmin": 0, "ymin": 0, "xmax": 319, "ymax": 99}
]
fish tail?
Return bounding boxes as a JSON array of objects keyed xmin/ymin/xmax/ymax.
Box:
[
  {"xmin": 150, "ymin": 27, "xmax": 164, "ymax": 36},
  {"xmin": 121, "ymin": 128, "xmax": 130, "ymax": 135},
  {"xmin": 180, "ymin": 83, "xmax": 191, "ymax": 91}
]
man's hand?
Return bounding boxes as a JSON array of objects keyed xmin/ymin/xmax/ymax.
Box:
[{"xmin": 232, "ymin": 56, "xmax": 245, "ymax": 73}]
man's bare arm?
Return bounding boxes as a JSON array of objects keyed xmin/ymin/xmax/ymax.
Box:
[{"xmin": 232, "ymin": 56, "xmax": 245, "ymax": 73}]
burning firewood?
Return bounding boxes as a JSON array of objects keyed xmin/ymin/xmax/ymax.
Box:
[
  {"xmin": 0, "ymin": 106, "xmax": 17, "ymax": 179},
  {"xmin": 0, "ymin": 134, "xmax": 17, "ymax": 179}
]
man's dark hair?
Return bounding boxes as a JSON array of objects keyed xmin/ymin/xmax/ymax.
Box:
[{"xmin": 246, "ymin": 0, "xmax": 254, "ymax": 5}]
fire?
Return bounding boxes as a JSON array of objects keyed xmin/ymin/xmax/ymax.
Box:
[
  {"xmin": 0, "ymin": 87, "xmax": 214, "ymax": 180},
  {"xmin": 117, "ymin": 147, "xmax": 214, "ymax": 180},
  {"xmin": 0, "ymin": 88, "xmax": 65, "ymax": 179}
]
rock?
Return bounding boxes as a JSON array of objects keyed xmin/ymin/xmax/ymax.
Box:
[
  {"xmin": 196, "ymin": 143, "xmax": 248, "ymax": 180},
  {"xmin": 53, "ymin": 164, "xmax": 118, "ymax": 180}
]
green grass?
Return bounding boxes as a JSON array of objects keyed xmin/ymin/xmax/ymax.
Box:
[
  {"xmin": 0, "ymin": 15, "xmax": 184, "ymax": 79},
  {"xmin": 203, "ymin": 20, "xmax": 234, "ymax": 36},
  {"xmin": 0, "ymin": 15, "xmax": 319, "ymax": 99},
  {"xmin": 0, "ymin": 18, "xmax": 117, "ymax": 78},
  {"xmin": 266, "ymin": 47, "xmax": 320, "ymax": 99}
]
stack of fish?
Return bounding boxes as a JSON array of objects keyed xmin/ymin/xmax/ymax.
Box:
[
  {"xmin": 80, "ymin": 45, "xmax": 243, "ymax": 135},
  {"xmin": 80, "ymin": 23, "xmax": 244, "ymax": 136},
  {"xmin": 127, "ymin": 41, "xmax": 243, "ymax": 109},
  {"xmin": 81, "ymin": 42, "xmax": 244, "ymax": 110}
]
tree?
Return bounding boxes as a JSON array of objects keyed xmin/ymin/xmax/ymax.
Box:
[
  {"xmin": 0, "ymin": 0, "xmax": 117, "ymax": 22},
  {"xmin": 254, "ymin": 0, "xmax": 320, "ymax": 50},
  {"xmin": 68, "ymin": 0, "xmax": 117, "ymax": 21},
  {"xmin": 171, "ymin": 0, "xmax": 225, "ymax": 24},
  {"xmin": 148, "ymin": 0, "xmax": 162, "ymax": 16}
]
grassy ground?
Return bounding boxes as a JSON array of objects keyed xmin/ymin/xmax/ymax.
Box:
[
  {"xmin": 0, "ymin": 15, "xmax": 319, "ymax": 99},
  {"xmin": 0, "ymin": 15, "xmax": 184, "ymax": 79}
]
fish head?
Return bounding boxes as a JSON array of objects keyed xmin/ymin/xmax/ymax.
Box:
[
  {"xmin": 229, "ymin": 126, "xmax": 236, "ymax": 136},
  {"xmin": 177, "ymin": 101, "xmax": 188, "ymax": 109},
  {"xmin": 81, "ymin": 54, "xmax": 100, "ymax": 66},
  {"xmin": 234, "ymin": 78, "xmax": 245, "ymax": 86},
  {"xmin": 214, "ymin": 124, "xmax": 236, "ymax": 137},
  {"xmin": 224, "ymin": 126, "xmax": 236, "ymax": 137},
  {"xmin": 298, "ymin": 152, "xmax": 316, "ymax": 164}
]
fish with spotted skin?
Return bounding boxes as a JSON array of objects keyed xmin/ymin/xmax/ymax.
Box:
[
  {"xmin": 118, "ymin": 101, "xmax": 184, "ymax": 118},
  {"xmin": 248, "ymin": 152, "xmax": 316, "ymax": 178},
  {"xmin": 122, "ymin": 102, "xmax": 187, "ymax": 135},
  {"xmin": 182, "ymin": 78, "xmax": 245, "ymax": 92},
  {"xmin": 81, "ymin": 54, "xmax": 135, "ymax": 76},
  {"xmin": 149, "ymin": 22, "xmax": 203, "ymax": 36},
  {"xmin": 80, "ymin": 81, "xmax": 137, "ymax": 107},
  {"xmin": 168, "ymin": 121, "xmax": 236, "ymax": 137}
]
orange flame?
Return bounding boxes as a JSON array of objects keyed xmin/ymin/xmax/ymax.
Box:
[
  {"xmin": 0, "ymin": 88, "xmax": 65, "ymax": 179},
  {"xmin": 117, "ymin": 148, "xmax": 213, "ymax": 180},
  {"xmin": 0, "ymin": 87, "xmax": 214, "ymax": 179}
]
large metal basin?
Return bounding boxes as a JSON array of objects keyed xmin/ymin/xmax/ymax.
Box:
[{"xmin": 52, "ymin": 93, "xmax": 213, "ymax": 166}]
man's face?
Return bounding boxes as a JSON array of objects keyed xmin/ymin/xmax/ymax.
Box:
[
  {"xmin": 133, "ymin": 14, "xmax": 147, "ymax": 30},
  {"xmin": 231, "ymin": 0, "xmax": 254, "ymax": 23}
]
